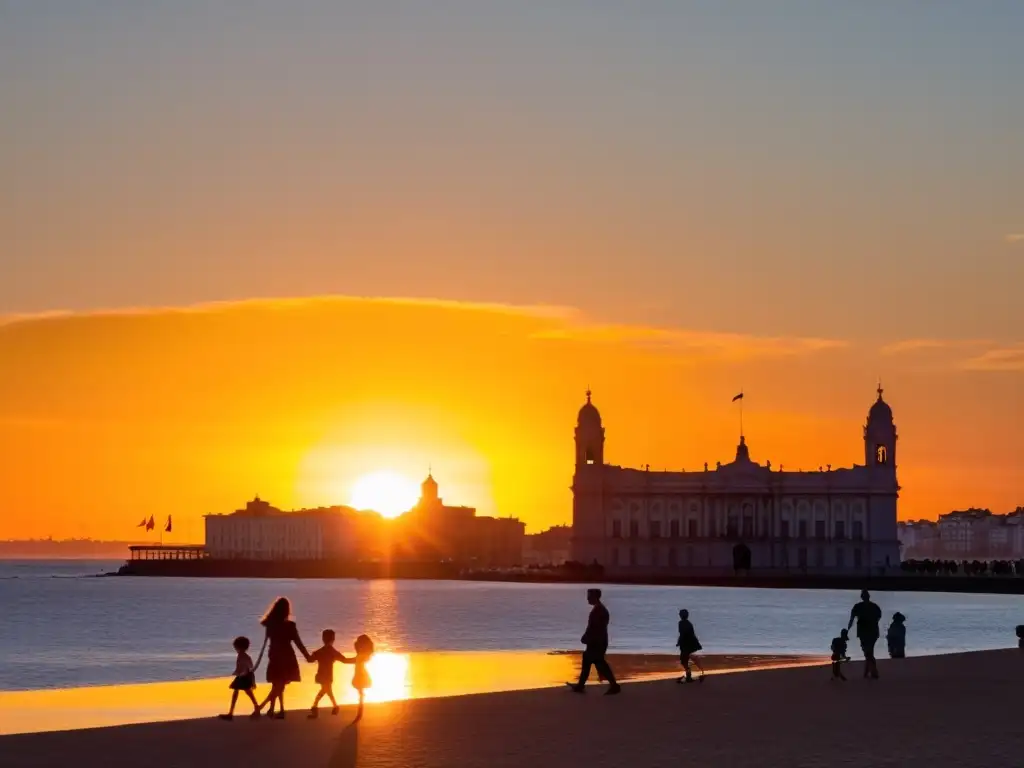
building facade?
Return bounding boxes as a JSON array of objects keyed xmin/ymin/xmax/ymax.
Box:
[
  {"xmin": 394, "ymin": 474, "xmax": 526, "ymax": 567},
  {"xmin": 897, "ymin": 519, "xmax": 940, "ymax": 559},
  {"xmin": 571, "ymin": 387, "xmax": 902, "ymax": 575},
  {"xmin": 203, "ymin": 476, "xmax": 527, "ymax": 566},
  {"xmin": 204, "ymin": 497, "xmax": 359, "ymax": 561},
  {"xmin": 524, "ymin": 525, "xmax": 572, "ymax": 566},
  {"xmin": 900, "ymin": 509, "xmax": 1024, "ymax": 560}
]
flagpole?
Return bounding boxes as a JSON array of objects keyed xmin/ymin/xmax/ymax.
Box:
[{"xmin": 739, "ymin": 388, "xmax": 744, "ymax": 439}]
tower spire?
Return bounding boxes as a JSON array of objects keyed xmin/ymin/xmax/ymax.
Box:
[
  {"xmin": 877, "ymin": 377, "xmax": 884, "ymax": 400},
  {"xmin": 585, "ymin": 386, "xmax": 591, "ymax": 404}
]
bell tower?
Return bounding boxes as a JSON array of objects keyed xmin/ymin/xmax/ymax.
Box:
[
  {"xmin": 864, "ymin": 383, "xmax": 897, "ymax": 472},
  {"xmin": 574, "ymin": 389, "xmax": 605, "ymax": 468}
]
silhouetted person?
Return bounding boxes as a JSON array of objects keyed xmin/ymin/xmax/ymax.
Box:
[
  {"xmin": 1017, "ymin": 625, "xmax": 1024, "ymax": 649},
  {"xmin": 830, "ymin": 629, "xmax": 850, "ymax": 681},
  {"xmin": 848, "ymin": 589, "xmax": 882, "ymax": 679},
  {"xmin": 257, "ymin": 597, "xmax": 312, "ymax": 718},
  {"xmin": 886, "ymin": 613, "xmax": 906, "ymax": 659},
  {"xmin": 567, "ymin": 588, "xmax": 620, "ymax": 695},
  {"xmin": 341, "ymin": 634, "xmax": 374, "ymax": 722},
  {"xmin": 676, "ymin": 609, "xmax": 704, "ymax": 683},
  {"xmin": 308, "ymin": 629, "xmax": 345, "ymax": 718},
  {"xmin": 219, "ymin": 636, "xmax": 260, "ymax": 720}
]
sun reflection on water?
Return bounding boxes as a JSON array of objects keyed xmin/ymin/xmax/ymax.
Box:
[
  {"xmin": 0, "ymin": 651, "xmax": 824, "ymax": 736},
  {"xmin": 363, "ymin": 652, "xmax": 410, "ymax": 703}
]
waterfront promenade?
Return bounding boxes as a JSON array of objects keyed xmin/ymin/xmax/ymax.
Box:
[{"xmin": 1, "ymin": 649, "xmax": 1020, "ymax": 767}]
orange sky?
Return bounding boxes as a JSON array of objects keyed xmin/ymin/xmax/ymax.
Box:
[{"xmin": 0, "ymin": 296, "xmax": 1019, "ymax": 540}]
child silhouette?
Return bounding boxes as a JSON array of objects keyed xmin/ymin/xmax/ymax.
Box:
[
  {"xmin": 308, "ymin": 629, "xmax": 345, "ymax": 718},
  {"xmin": 219, "ymin": 636, "xmax": 260, "ymax": 720},
  {"xmin": 830, "ymin": 628, "xmax": 850, "ymax": 681},
  {"xmin": 886, "ymin": 613, "xmax": 906, "ymax": 659},
  {"xmin": 342, "ymin": 634, "xmax": 374, "ymax": 722}
]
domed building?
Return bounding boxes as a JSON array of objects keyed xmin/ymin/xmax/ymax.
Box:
[{"xmin": 571, "ymin": 386, "xmax": 901, "ymax": 575}]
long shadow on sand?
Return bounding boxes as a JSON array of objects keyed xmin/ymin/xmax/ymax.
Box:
[{"xmin": 327, "ymin": 723, "xmax": 358, "ymax": 768}]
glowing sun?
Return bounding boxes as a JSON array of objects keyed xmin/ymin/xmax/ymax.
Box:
[{"xmin": 350, "ymin": 470, "xmax": 420, "ymax": 518}]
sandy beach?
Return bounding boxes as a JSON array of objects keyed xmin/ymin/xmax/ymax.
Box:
[
  {"xmin": 2, "ymin": 649, "xmax": 1021, "ymax": 767},
  {"xmin": 0, "ymin": 651, "xmax": 818, "ymax": 736}
]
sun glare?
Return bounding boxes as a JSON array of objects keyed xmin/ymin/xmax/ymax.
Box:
[{"xmin": 350, "ymin": 470, "xmax": 420, "ymax": 518}]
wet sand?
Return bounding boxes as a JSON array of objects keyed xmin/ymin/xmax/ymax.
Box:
[
  {"xmin": 0, "ymin": 651, "xmax": 820, "ymax": 736},
  {"xmin": 3, "ymin": 649, "xmax": 1020, "ymax": 767}
]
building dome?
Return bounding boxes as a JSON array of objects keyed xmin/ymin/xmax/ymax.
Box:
[
  {"xmin": 868, "ymin": 385, "xmax": 893, "ymax": 423},
  {"xmin": 577, "ymin": 390, "xmax": 602, "ymax": 426},
  {"xmin": 422, "ymin": 472, "xmax": 438, "ymax": 494}
]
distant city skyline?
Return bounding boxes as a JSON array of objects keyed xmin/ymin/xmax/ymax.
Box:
[{"xmin": 1, "ymin": 2, "xmax": 1021, "ymax": 538}]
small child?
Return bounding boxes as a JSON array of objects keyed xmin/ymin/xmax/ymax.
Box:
[
  {"xmin": 308, "ymin": 629, "xmax": 346, "ymax": 718},
  {"xmin": 830, "ymin": 628, "xmax": 850, "ymax": 681},
  {"xmin": 342, "ymin": 634, "xmax": 374, "ymax": 721},
  {"xmin": 1015, "ymin": 624, "xmax": 1023, "ymax": 649},
  {"xmin": 219, "ymin": 636, "xmax": 260, "ymax": 720},
  {"xmin": 886, "ymin": 612, "xmax": 907, "ymax": 658}
]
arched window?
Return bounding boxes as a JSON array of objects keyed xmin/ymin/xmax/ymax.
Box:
[{"xmin": 876, "ymin": 445, "xmax": 887, "ymax": 465}]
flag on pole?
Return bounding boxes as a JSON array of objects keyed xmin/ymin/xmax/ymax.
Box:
[
  {"xmin": 136, "ymin": 518, "xmax": 147, "ymax": 528},
  {"xmin": 732, "ymin": 392, "xmax": 744, "ymax": 402},
  {"xmin": 165, "ymin": 515, "xmax": 172, "ymax": 533},
  {"xmin": 146, "ymin": 515, "xmax": 155, "ymax": 531}
]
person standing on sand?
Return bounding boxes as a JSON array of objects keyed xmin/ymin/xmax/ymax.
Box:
[
  {"xmin": 567, "ymin": 588, "xmax": 621, "ymax": 695},
  {"xmin": 676, "ymin": 609, "xmax": 704, "ymax": 684},
  {"xmin": 847, "ymin": 589, "xmax": 882, "ymax": 679},
  {"xmin": 256, "ymin": 597, "xmax": 312, "ymax": 719},
  {"xmin": 886, "ymin": 613, "xmax": 906, "ymax": 659}
]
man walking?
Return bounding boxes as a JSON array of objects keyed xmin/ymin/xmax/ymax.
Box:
[
  {"xmin": 848, "ymin": 589, "xmax": 882, "ymax": 679},
  {"xmin": 567, "ymin": 588, "xmax": 621, "ymax": 695}
]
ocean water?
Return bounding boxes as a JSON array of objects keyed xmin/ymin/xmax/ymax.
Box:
[{"xmin": 2, "ymin": 560, "xmax": 1022, "ymax": 692}]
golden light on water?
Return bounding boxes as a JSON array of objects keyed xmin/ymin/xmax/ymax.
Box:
[
  {"xmin": 362, "ymin": 652, "xmax": 410, "ymax": 702},
  {"xmin": 0, "ymin": 651, "xmax": 825, "ymax": 736}
]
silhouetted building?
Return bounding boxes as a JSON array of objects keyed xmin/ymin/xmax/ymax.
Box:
[
  {"xmin": 897, "ymin": 519, "xmax": 940, "ymax": 559},
  {"xmin": 205, "ymin": 477, "xmax": 524, "ymax": 566},
  {"xmin": 393, "ymin": 473, "xmax": 525, "ymax": 567},
  {"xmin": 571, "ymin": 387, "xmax": 901, "ymax": 575},
  {"xmin": 900, "ymin": 508, "xmax": 1024, "ymax": 560},
  {"xmin": 524, "ymin": 525, "xmax": 572, "ymax": 566},
  {"xmin": 204, "ymin": 497, "xmax": 365, "ymax": 560}
]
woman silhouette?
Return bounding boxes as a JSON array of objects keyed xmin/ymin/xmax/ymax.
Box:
[{"xmin": 256, "ymin": 597, "xmax": 312, "ymax": 719}]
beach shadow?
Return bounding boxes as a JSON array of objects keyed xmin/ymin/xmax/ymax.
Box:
[{"xmin": 326, "ymin": 722, "xmax": 359, "ymax": 768}]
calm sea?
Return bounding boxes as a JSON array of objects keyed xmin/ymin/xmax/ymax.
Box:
[{"xmin": 2, "ymin": 559, "xmax": 1021, "ymax": 692}]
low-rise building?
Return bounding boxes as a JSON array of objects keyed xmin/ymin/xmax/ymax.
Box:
[
  {"xmin": 392, "ymin": 474, "xmax": 525, "ymax": 566},
  {"xmin": 897, "ymin": 520, "xmax": 939, "ymax": 559},
  {"xmin": 898, "ymin": 507, "xmax": 1024, "ymax": 561},
  {"xmin": 204, "ymin": 497, "xmax": 361, "ymax": 561},
  {"xmin": 524, "ymin": 525, "xmax": 572, "ymax": 566},
  {"xmin": 204, "ymin": 475, "xmax": 526, "ymax": 566}
]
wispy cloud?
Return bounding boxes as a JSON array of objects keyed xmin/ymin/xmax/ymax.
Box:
[
  {"xmin": 0, "ymin": 295, "xmax": 848, "ymax": 363},
  {"xmin": 960, "ymin": 344, "xmax": 1024, "ymax": 372},
  {"xmin": 0, "ymin": 295, "xmax": 576, "ymax": 330},
  {"xmin": 880, "ymin": 338, "xmax": 989, "ymax": 356},
  {"xmin": 533, "ymin": 323, "xmax": 847, "ymax": 362},
  {"xmin": 882, "ymin": 337, "xmax": 1024, "ymax": 373},
  {"xmin": 1005, "ymin": 234, "xmax": 1024, "ymax": 244}
]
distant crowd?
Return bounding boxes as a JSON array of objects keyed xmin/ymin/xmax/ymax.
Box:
[{"xmin": 900, "ymin": 558, "xmax": 1024, "ymax": 576}]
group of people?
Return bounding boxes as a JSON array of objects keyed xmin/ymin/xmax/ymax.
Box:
[
  {"xmin": 219, "ymin": 596, "xmax": 374, "ymax": 722},
  {"xmin": 830, "ymin": 590, "xmax": 906, "ymax": 681},
  {"xmin": 220, "ymin": 588, "xmax": 918, "ymax": 719},
  {"xmin": 566, "ymin": 587, "xmax": 910, "ymax": 694}
]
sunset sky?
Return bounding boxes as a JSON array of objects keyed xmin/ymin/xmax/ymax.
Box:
[{"xmin": 1, "ymin": 2, "xmax": 1021, "ymax": 540}]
